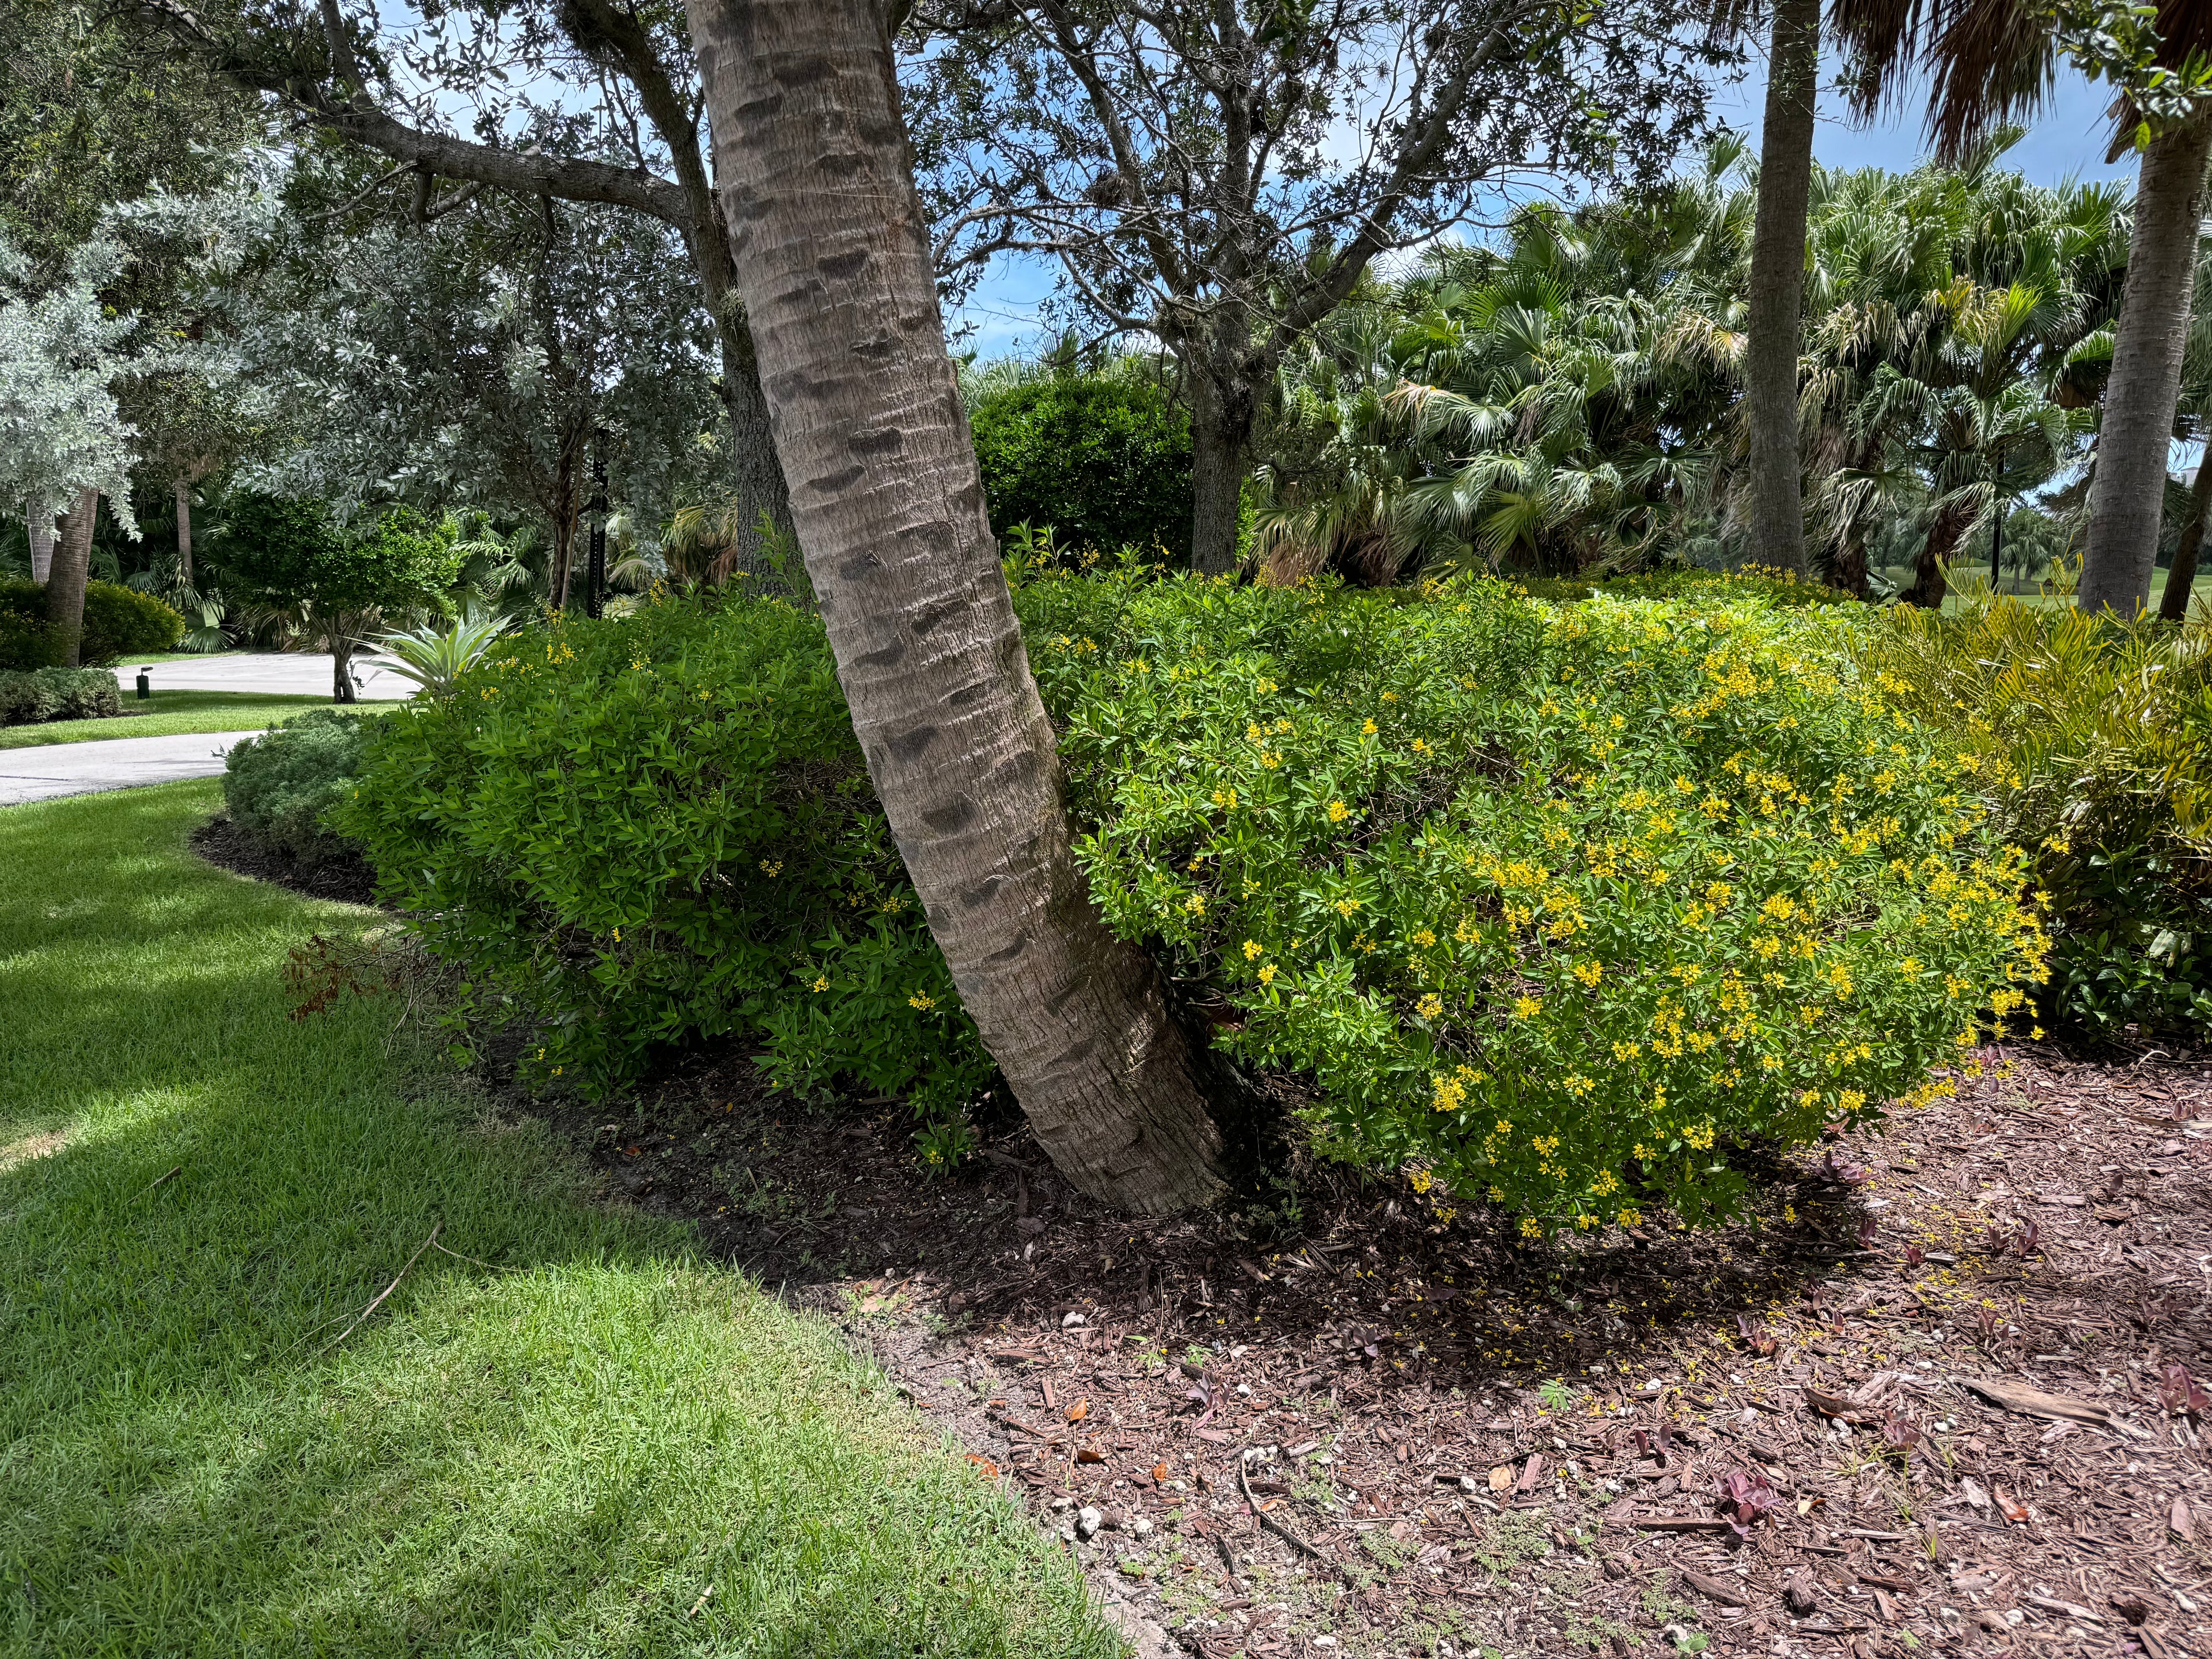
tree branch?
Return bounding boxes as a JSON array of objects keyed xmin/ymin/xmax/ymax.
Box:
[{"xmin": 124, "ymin": 0, "xmax": 694, "ymax": 227}]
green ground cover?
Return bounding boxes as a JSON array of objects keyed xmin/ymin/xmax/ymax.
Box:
[
  {"xmin": 0, "ymin": 779, "xmax": 1112, "ymax": 1658},
  {"xmin": 0, "ymin": 691, "xmax": 336, "ymax": 749}
]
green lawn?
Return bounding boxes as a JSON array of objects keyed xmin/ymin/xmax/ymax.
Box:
[
  {"xmin": 0, "ymin": 691, "xmax": 338, "ymax": 749},
  {"xmin": 0, "ymin": 780, "xmax": 1113, "ymax": 1658}
]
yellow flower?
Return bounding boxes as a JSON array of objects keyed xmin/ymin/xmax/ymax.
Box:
[
  {"xmin": 1519, "ymin": 1216, "xmax": 1545, "ymax": 1239},
  {"xmin": 1512, "ymin": 995, "xmax": 1540, "ymax": 1020},
  {"xmin": 612, "ymin": 927, "xmax": 622, "ymax": 942},
  {"xmin": 1327, "ymin": 800, "xmax": 1351, "ymax": 823},
  {"xmin": 1334, "ymin": 896, "xmax": 1362, "ymax": 916},
  {"xmin": 1362, "ymin": 718, "xmax": 1378, "ymax": 736},
  {"xmin": 1258, "ymin": 964, "xmax": 1277, "ymax": 985},
  {"xmin": 908, "ymin": 993, "xmax": 936, "ymax": 1012},
  {"xmin": 1243, "ymin": 939, "xmax": 1263, "ymax": 960},
  {"xmin": 1416, "ymin": 993, "xmax": 1444, "ymax": 1020},
  {"xmin": 1617, "ymin": 1209, "xmax": 1642, "ymax": 1228},
  {"xmin": 1573, "ymin": 960, "xmax": 1602, "ymax": 987},
  {"xmin": 1410, "ymin": 1168, "xmax": 1434, "ymax": 1194},
  {"xmin": 759, "ymin": 859, "xmax": 783, "ymax": 877},
  {"xmin": 1183, "ymin": 893, "xmax": 1206, "ymax": 916}
]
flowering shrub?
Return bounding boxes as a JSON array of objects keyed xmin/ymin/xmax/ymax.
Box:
[
  {"xmin": 338, "ymin": 597, "xmax": 994, "ymax": 1119},
  {"xmin": 1018, "ymin": 568, "xmax": 2046, "ymax": 1231}
]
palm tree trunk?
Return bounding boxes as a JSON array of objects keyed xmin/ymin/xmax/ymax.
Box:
[
  {"xmin": 46, "ymin": 488, "xmax": 99, "ymax": 668},
  {"xmin": 684, "ymin": 0, "xmax": 1228, "ymax": 1214},
  {"xmin": 173, "ymin": 476, "xmax": 195, "ymax": 586},
  {"xmin": 2081, "ymin": 108, "xmax": 2212, "ymax": 617},
  {"xmin": 1742, "ymin": 0, "xmax": 1820, "ymax": 577},
  {"xmin": 27, "ymin": 498, "xmax": 55, "ymax": 584},
  {"xmin": 2158, "ymin": 453, "xmax": 2212, "ymax": 622}
]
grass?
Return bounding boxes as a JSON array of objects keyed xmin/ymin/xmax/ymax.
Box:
[
  {"xmin": 0, "ymin": 779, "xmax": 1115, "ymax": 1658},
  {"xmin": 116, "ymin": 648, "xmax": 251, "ymax": 665},
  {"xmin": 0, "ymin": 691, "xmax": 339, "ymax": 749}
]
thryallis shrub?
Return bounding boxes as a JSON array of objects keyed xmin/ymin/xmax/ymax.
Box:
[
  {"xmin": 0, "ymin": 666, "xmax": 122, "ymax": 725},
  {"xmin": 338, "ymin": 597, "xmax": 995, "ymax": 1118},
  {"xmin": 222, "ymin": 708, "xmax": 382, "ymax": 866},
  {"xmin": 0, "ymin": 578, "xmax": 183, "ymax": 669},
  {"xmin": 1859, "ymin": 596, "xmax": 2212, "ymax": 1037},
  {"xmin": 1017, "ymin": 567, "xmax": 2047, "ymax": 1232}
]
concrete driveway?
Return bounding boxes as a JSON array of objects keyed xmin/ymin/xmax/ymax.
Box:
[
  {"xmin": 0, "ymin": 733, "xmax": 252, "ymax": 807},
  {"xmin": 111, "ymin": 652, "xmax": 416, "ymax": 701}
]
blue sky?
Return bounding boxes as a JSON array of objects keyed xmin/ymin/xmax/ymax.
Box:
[{"xmin": 946, "ymin": 53, "xmax": 2141, "ymax": 359}]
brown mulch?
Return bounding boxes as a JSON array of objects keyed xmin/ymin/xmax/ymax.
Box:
[
  {"xmin": 190, "ymin": 830, "xmax": 2211, "ymax": 1656},
  {"xmin": 191, "ymin": 813, "xmax": 380, "ymax": 907},
  {"xmin": 543, "ymin": 1041, "xmax": 2212, "ymax": 1659}
]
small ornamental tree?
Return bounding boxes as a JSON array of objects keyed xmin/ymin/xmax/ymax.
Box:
[{"xmin": 221, "ymin": 493, "xmax": 460, "ymax": 700}]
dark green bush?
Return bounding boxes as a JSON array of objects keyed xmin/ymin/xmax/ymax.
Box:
[
  {"xmin": 969, "ymin": 376, "xmax": 1194, "ymax": 563},
  {"xmin": 338, "ymin": 600, "xmax": 995, "ymax": 1116},
  {"xmin": 0, "ymin": 577, "xmax": 184, "ymax": 668},
  {"xmin": 0, "ymin": 666, "xmax": 122, "ymax": 725},
  {"xmin": 222, "ymin": 709, "xmax": 381, "ymax": 867}
]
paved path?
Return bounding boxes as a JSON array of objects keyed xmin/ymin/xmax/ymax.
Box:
[
  {"xmin": 111, "ymin": 652, "xmax": 415, "ymax": 701},
  {"xmin": 0, "ymin": 732, "xmax": 251, "ymax": 807}
]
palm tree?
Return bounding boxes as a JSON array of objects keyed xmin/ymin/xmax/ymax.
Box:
[
  {"xmin": 1741, "ymin": 0, "xmax": 1826, "ymax": 578},
  {"xmin": 1831, "ymin": 0, "xmax": 2212, "ymax": 616},
  {"xmin": 683, "ymin": 0, "xmax": 1227, "ymax": 1214},
  {"xmin": 2157, "ymin": 237, "xmax": 2212, "ymax": 619}
]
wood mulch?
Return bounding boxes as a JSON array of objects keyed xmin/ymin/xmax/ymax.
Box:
[
  {"xmin": 191, "ymin": 814, "xmax": 381, "ymax": 907},
  {"xmin": 196, "ymin": 834, "xmax": 2211, "ymax": 1653},
  {"xmin": 532, "ymin": 1039, "xmax": 2212, "ymax": 1659}
]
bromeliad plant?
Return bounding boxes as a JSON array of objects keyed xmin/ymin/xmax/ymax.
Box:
[{"xmin": 1018, "ymin": 565, "xmax": 2047, "ymax": 1233}]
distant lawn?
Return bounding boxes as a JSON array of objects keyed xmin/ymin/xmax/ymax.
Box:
[
  {"xmin": 113, "ymin": 648, "xmax": 251, "ymax": 665},
  {"xmin": 0, "ymin": 780, "xmax": 1112, "ymax": 1658},
  {"xmin": 0, "ymin": 691, "xmax": 336, "ymax": 749}
]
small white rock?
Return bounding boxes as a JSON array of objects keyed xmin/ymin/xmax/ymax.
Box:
[
  {"xmin": 1050, "ymin": 1494, "xmax": 1074, "ymax": 1511},
  {"xmin": 1062, "ymin": 1310, "xmax": 1087, "ymax": 1329},
  {"xmin": 1313, "ymin": 1639, "xmax": 1339, "ymax": 1650},
  {"xmin": 1458, "ymin": 1475, "xmax": 1479, "ymax": 1494},
  {"xmin": 1131, "ymin": 1516, "xmax": 1154, "ymax": 1537},
  {"xmin": 1075, "ymin": 1506, "xmax": 1103, "ymax": 1540}
]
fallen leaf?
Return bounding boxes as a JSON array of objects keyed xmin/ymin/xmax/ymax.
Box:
[
  {"xmin": 1066, "ymin": 1399, "xmax": 1088, "ymax": 1423},
  {"xmin": 1152, "ymin": 1463, "xmax": 1169, "ymax": 1483},
  {"xmin": 1804, "ymin": 1387, "xmax": 1874, "ymax": 1423},
  {"xmin": 964, "ymin": 1453, "xmax": 999, "ymax": 1479},
  {"xmin": 1075, "ymin": 1447, "xmax": 1105, "ymax": 1464},
  {"xmin": 1994, "ymin": 1486, "xmax": 2030, "ymax": 1525},
  {"xmin": 1489, "ymin": 1464, "xmax": 1514, "ymax": 1491}
]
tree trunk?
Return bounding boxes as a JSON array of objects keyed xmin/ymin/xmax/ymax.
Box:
[
  {"xmin": 173, "ymin": 476, "xmax": 194, "ymax": 586},
  {"xmin": 1742, "ymin": 0, "xmax": 1820, "ymax": 578},
  {"xmin": 2080, "ymin": 108, "xmax": 2212, "ymax": 618},
  {"xmin": 1190, "ymin": 373, "xmax": 1254, "ymax": 577},
  {"xmin": 2158, "ymin": 453, "xmax": 2212, "ymax": 622},
  {"xmin": 1903, "ymin": 502, "xmax": 1971, "ymax": 610},
  {"xmin": 685, "ymin": 0, "xmax": 1228, "ymax": 1214},
  {"xmin": 331, "ymin": 630, "xmax": 357, "ymax": 703},
  {"xmin": 46, "ymin": 488, "xmax": 99, "ymax": 668},
  {"xmin": 27, "ymin": 498, "xmax": 55, "ymax": 584}
]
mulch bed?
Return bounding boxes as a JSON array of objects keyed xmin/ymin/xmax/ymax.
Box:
[
  {"xmin": 545, "ymin": 1040, "xmax": 2212, "ymax": 1659},
  {"xmin": 191, "ymin": 826, "xmax": 2211, "ymax": 1656},
  {"xmin": 191, "ymin": 814, "xmax": 381, "ymax": 907}
]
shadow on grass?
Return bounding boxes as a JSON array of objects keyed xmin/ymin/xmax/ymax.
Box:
[{"xmin": 0, "ymin": 782, "xmax": 1112, "ymax": 1659}]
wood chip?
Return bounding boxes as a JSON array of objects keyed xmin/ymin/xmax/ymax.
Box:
[{"xmin": 1678, "ymin": 1567, "xmax": 1749, "ymax": 1606}]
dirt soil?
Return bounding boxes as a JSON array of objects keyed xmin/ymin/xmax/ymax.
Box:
[
  {"xmin": 194, "ymin": 827, "xmax": 2212, "ymax": 1657},
  {"xmin": 532, "ymin": 1040, "xmax": 2212, "ymax": 1659}
]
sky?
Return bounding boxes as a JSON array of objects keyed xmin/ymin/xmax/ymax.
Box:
[{"xmin": 945, "ymin": 50, "xmax": 2142, "ymax": 359}]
